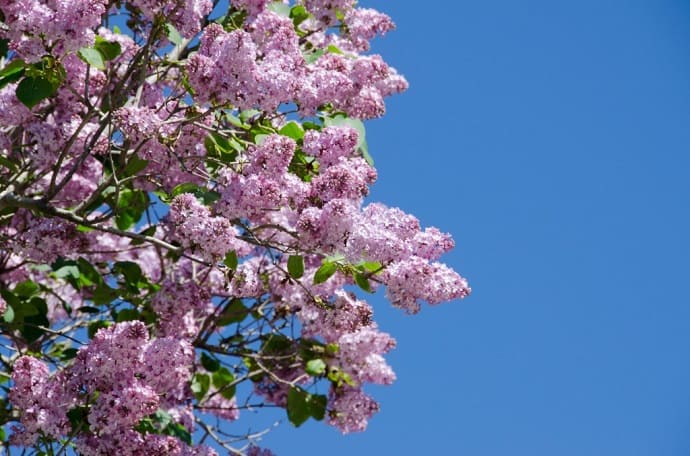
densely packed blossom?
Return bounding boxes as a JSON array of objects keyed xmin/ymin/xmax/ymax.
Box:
[{"xmin": 0, "ymin": 0, "xmax": 470, "ymax": 454}]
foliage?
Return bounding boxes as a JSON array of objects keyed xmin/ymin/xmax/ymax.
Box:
[{"xmin": 0, "ymin": 0, "xmax": 471, "ymax": 454}]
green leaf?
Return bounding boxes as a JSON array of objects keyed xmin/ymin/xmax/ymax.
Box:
[
  {"xmin": 171, "ymin": 183, "xmax": 201, "ymax": 198},
  {"xmin": 114, "ymin": 261, "xmax": 143, "ymax": 285},
  {"xmin": 115, "ymin": 308, "xmax": 140, "ymax": 322},
  {"xmin": 92, "ymin": 285, "xmax": 118, "ymax": 305},
  {"xmin": 130, "ymin": 225, "xmax": 157, "ymax": 246},
  {"xmin": 53, "ymin": 263, "xmax": 80, "ymax": 280},
  {"xmin": 16, "ymin": 76, "xmax": 56, "ymax": 108},
  {"xmin": 313, "ymin": 261, "xmax": 337, "ymax": 284},
  {"xmin": 360, "ymin": 261, "xmax": 383, "ymax": 273},
  {"xmin": 216, "ymin": 299, "xmax": 248, "ymax": 326},
  {"xmin": 78, "ymin": 47, "xmax": 106, "ymax": 70},
  {"xmin": 354, "ymin": 272, "xmax": 372, "ymax": 293},
  {"xmin": 77, "ymin": 306, "xmax": 101, "ymax": 314},
  {"xmin": 122, "ymin": 157, "xmax": 149, "ymax": 177},
  {"xmin": 212, "ymin": 367, "xmax": 236, "ymax": 399},
  {"xmin": 262, "ymin": 334, "xmax": 293, "ymax": 354},
  {"xmin": 77, "ymin": 257, "xmax": 104, "ymax": 285},
  {"xmin": 290, "ymin": 5, "xmax": 311, "ymax": 26},
  {"xmin": 224, "ymin": 251, "xmax": 238, "ymax": 270},
  {"xmin": 0, "ymin": 60, "xmax": 26, "ymax": 78},
  {"xmin": 326, "ymin": 44, "xmax": 344, "ymax": 55},
  {"xmin": 279, "ymin": 121, "xmax": 305, "ymax": 140},
  {"xmin": 267, "ymin": 1, "xmax": 291, "ymax": 17},
  {"xmin": 67, "ymin": 406, "xmax": 89, "ymax": 431},
  {"xmin": 287, "ymin": 255, "xmax": 304, "ymax": 279},
  {"xmin": 201, "ymin": 352, "xmax": 220, "ymax": 372},
  {"xmin": 165, "ymin": 23, "xmax": 184, "ymax": 46},
  {"xmin": 13, "ymin": 280, "xmax": 39, "ymax": 298},
  {"xmin": 304, "ymin": 48, "xmax": 326, "ymax": 64},
  {"xmin": 94, "ymin": 37, "xmax": 122, "ymax": 61},
  {"xmin": 0, "ymin": 59, "xmax": 25, "ymax": 79},
  {"xmin": 305, "ymin": 359, "xmax": 326, "ymax": 376},
  {"xmin": 308, "ymin": 393, "xmax": 327, "ymax": 421},
  {"xmin": 219, "ymin": 9, "xmax": 248, "ymax": 31},
  {"xmin": 88, "ymin": 320, "xmax": 111, "ymax": 338},
  {"xmin": 286, "ymin": 387, "xmax": 310, "ymax": 427},
  {"xmin": 20, "ymin": 298, "xmax": 49, "ymax": 342},
  {"xmin": 61, "ymin": 348, "xmax": 79, "ymax": 361},
  {"xmin": 115, "ymin": 189, "xmax": 148, "ymax": 230},
  {"xmin": 191, "ymin": 373, "xmax": 210, "ymax": 402},
  {"xmin": 239, "ymin": 109, "xmax": 261, "ymax": 122},
  {"xmin": 3, "ymin": 304, "xmax": 14, "ymax": 323},
  {"xmin": 286, "ymin": 387, "xmax": 327, "ymax": 427},
  {"xmin": 169, "ymin": 183, "xmax": 219, "ymax": 206},
  {"xmin": 0, "ymin": 39, "xmax": 8, "ymax": 59},
  {"xmin": 166, "ymin": 421, "xmax": 192, "ymax": 444},
  {"xmin": 327, "ymin": 367, "xmax": 356, "ymax": 387},
  {"xmin": 0, "ymin": 155, "xmax": 18, "ymax": 172}
]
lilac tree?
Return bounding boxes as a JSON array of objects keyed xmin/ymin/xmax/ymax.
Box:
[{"xmin": 0, "ymin": 0, "xmax": 471, "ymax": 454}]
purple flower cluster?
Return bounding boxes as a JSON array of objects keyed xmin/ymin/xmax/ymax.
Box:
[
  {"xmin": 187, "ymin": 8, "xmax": 406, "ymax": 118},
  {"xmin": 0, "ymin": 0, "xmax": 471, "ymax": 451},
  {"xmin": 8, "ymin": 322, "xmax": 213, "ymax": 455},
  {"xmin": 0, "ymin": 0, "xmax": 107, "ymax": 61}
]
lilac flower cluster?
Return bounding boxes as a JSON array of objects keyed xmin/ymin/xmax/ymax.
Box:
[
  {"xmin": 0, "ymin": 0, "xmax": 107, "ymax": 61},
  {"xmin": 0, "ymin": 0, "xmax": 471, "ymax": 452},
  {"xmin": 168, "ymin": 193, "xmax": 251, "ymax": 261},
  {"xmin": 187, "ymin": 8, "xmax": 406, "ymax": 118},
  {"xmin": 8, "ymin": 322, "xmax": 214, "ymax": 455}
]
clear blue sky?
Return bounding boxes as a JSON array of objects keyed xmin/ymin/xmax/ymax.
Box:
[{"xmin": 252, "ymin": 1, "xmax": 690, "ymax": 455}]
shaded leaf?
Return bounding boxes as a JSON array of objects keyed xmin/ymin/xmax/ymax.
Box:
[
  {"xmin": 78, "ymin": 47, "xmax": 105, "ymax": 70},
  {"xmin": 224, "ymin": 251, "xmax": 238, "ymax": 270},
  {"xmin": 165, "ymin": 24, "xmax": 184, "ymax": 46},
  {"xmin": 94, "ymin": 37, "xmax": 122, "ymax": 61},
  {"xmin": 201, "ymin": 352, "xmax": 220, "ymax": 372},
  {"xmin": 287, "ymin": 255, "xmax": 304, "ymax": 279},
  {"xmin": 16, "ymin": 76, "xmax": 56, "ymax": 108},
  {"xmin": 313, "ymin": 261, "xmax": 337, "ymax": 284},
  {"xmin": 279, "ymin": 121, "xmax": 305, "ymax": 140}
]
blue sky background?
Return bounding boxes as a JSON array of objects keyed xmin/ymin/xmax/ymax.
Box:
[{"xmin": 253, "ymin": 1, "xmax": 690, "ymax": 455}]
